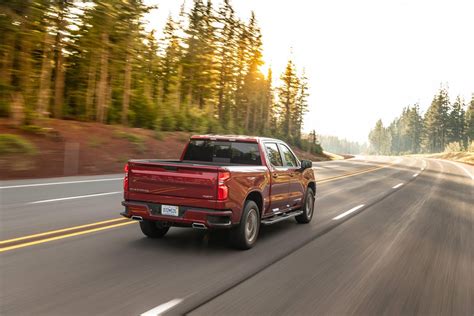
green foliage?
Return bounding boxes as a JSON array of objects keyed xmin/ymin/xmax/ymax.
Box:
[
  {"xmin": 19, "ymin": 125, "xmax": 62, "ymax": 140},
  {"xmin": 0, "ymin": 0, "xmax": 321, "ymax": 155},
  {"xmin": 19, "ymin": 125, "xmax": 47, "ymax": 135},
  {"xmin": 0, "ymin": 134, "xmax": 37, "ymax": 155},
  {"xmin": 369, "ymin": 119, "xmax": 392, "ymax": 155},
  {"xmin": 114, "ymin": 131, "xmax": 143, "ymax": 143},
  {"xmin": 114, "ymin": 130, "xmax": 146, "ymax": 154},
  {"xmin": 369, "ymin": 87, "xmax": 472, "ymax": 155},
  {"xmin": 160, "ymin": 107, "xmax": 177, "ymax": 131},
  {"xmin": 467, "ymin": 141, "xmax": 474, "ymax": 152},
  {"xmin": 319, "ymin": 135, "xmax": 367, "ymax": 155},
  {"xmin": 88, "ymin": 137, "xmax": 105, "ymax": 148},
  {"xmin": 444, "ymin": 142, "xmax": 462, "ymax": 153},
  {"xmin": 466, "ymin": 95, "xmax": 474, "ymax": 144},
  {"xmin": 153, "ymin": 130, "xmax": 164, "ymax": 141}
]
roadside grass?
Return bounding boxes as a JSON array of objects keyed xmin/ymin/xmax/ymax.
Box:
[
  {"xmin": 116, "ymin": 155, "xmax": 129, "ymax": 164},
  {"xmin": 114, "ymin": 131, "xmax": 145, "ymax": 153},
  {"xmin": 323, "ymin": 151, "xmax": 345, "ymax": 160},
  {"xmin": 410, "ymin": 152, "xmax": 474, "ymax": 165},
  {"xmin": 0, "ymin": 134, "xmax": 37, "ymax": 155},
  {"xmin": 425, "ymin": 152, "xmax": 474, "ymax": 165},
  {"xmin": 177, "ymin": 132, "xmax": 192, "ymax": 142},
  {"xmin": 88, "ymin": 136, "xmax": 105, "ymax": 148},
  {"xmin": 19, "ymin": 124, "xmax": 62, "ymax": 140}
]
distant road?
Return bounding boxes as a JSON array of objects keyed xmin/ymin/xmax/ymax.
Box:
[{"xmin": 1, "ymin": 157, "xmax": 473, "ymax": 315}]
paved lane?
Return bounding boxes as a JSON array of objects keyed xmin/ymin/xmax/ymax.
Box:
[
  {"xmin": 1, "ymin": 156, "xmax": 442, "ymax": 315},
  {"xmin": 191, "ymin": 159, "xmax": 474, "ymax": 316},
  {"xmin": 0, "ymin": 157, "xmax": 383, "ymax": 240}
]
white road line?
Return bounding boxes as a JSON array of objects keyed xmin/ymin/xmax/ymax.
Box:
[
  {"xmin": 0, "ymin": 177, "xmax": 122, "ymax": 189},
  {"xmin": 392, "ymin": 183, "xmax": 404, "ymax": 189},
  {"xmin": 27, "ymin": 191, "xmax": 121, "ymax": 204},
  {"xmin": 441, "ymin": 159, "xmax": 474, "ymax": 180},
  {"xmin": 413, "ymin": 173, "xmax": 419, "ymax": 177},
  {"xmin": 140, "ymin": 299, "xmax": 183, "ymax": 316},
  {"xmin": 332, "ymin": 204, "xmax": 365, "ymax": 220}
]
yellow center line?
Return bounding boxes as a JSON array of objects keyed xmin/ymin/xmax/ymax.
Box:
[
  {"xmin": 0, "ymin": 161, "xmax": 397, "ymax": 253},
  {"xmin": 0, "ymin": 221, "xmax": 137, "ymax": 253},
  {"xmin": 0, "ymin": 217, "xmax": 128, "ymax": 245},
  {"xmin": 317, "ymin": 164, "xmax": 391, "ymax": 184}
]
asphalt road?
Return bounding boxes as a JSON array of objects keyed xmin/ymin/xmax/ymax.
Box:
[{"xmin": 0, "ymin": 156, "xmax": 472, "ymax": 315}]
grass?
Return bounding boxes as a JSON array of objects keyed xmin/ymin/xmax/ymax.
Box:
[
  {"xmin": 19, "ymin": 125, "xmax": 62, "ymax": 140},
  {"xmin": 0, "ymin": 134, "xmax": 37, "ymax": 155},
  {"xmin": 114, "ymin": 131, "xmax": 145, "ymax": 153},
  {"xmin": 323, "ymin": 151, "xmax": 345, "ymax": 160},
  {"xmin": 88, "ymin": 136, "xmax": 105, "ymax": 148},
  {"xmin": 177, "ymin": 132, "xmax": 192, "ymax": 142},
  {"xmin": 425, "ymin": 152, "xmax": 474, "ymax": 165}
]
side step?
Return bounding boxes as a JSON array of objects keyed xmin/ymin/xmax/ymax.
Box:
[{"xmin": 261, "ymin": 210, "xmax": 303, "ymax": 225}]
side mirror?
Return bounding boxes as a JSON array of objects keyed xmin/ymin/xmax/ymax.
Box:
[{"xmin": 300, "ymin": 160, "xmax": 312, "ymax": 170}]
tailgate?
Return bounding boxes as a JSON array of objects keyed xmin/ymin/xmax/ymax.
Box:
[{"xmin": 128, "ymin": 161, "xmax": 219, "ymax": 200}]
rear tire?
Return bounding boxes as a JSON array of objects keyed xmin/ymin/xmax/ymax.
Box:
[
  {"xmin": 231, "ymin": 200, "xmax": 260, "ymax": 250},
  {"xmin": 139, "ymin": 220, "xmax": 170, "ymax": 238},
  {"xmin": 296, "ymin": 187, "xmax": 315, "ymax": 224}
]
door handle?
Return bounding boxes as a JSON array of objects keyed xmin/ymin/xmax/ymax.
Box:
[
  {"xmin": 289, "ymin": 173, "xmax": 294, "ymax": 177},
  {"xmin": 272, "ymin": 173, "xmax": 278, "ymax": 178}
]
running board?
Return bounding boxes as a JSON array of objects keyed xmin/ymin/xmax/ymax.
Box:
[{"xmin": 261, "ymin": 210, "xmax": 303, "ymax": 225}]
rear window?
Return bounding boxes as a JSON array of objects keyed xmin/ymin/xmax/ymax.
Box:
[{"xmin": 183, "ymin": 140, "xmax": 262, "ymax": 165}]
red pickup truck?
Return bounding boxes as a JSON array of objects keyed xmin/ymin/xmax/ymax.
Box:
[{"xmin": 121, "ymin": 135, "xmax": 316, "ymax": 249}]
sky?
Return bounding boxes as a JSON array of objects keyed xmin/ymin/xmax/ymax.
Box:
[{"xmin": 144, "ymin": 0, "xmax": 474, "ymax": 143}]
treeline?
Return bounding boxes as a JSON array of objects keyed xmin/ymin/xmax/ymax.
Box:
[
  {"xmin": 0, "ymin": 0, "xmax": 321, "ymax": 153},
  {"xmin": 369, "ymin": 87, "xmax": 474, "ymax": 155},
  {"xmin": 319, "ymin": 135, "xmax": 367, "ymax": 155}
]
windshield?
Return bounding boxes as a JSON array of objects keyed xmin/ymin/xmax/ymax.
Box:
[{"xmin": 183, "ymin": 140, "xmax": 262, "ymax": 165}]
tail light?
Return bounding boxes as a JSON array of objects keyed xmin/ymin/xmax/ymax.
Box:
[
  {"xmin": 217, "ymin": 171, "xmax": 230, "ymax": 200},
  {"xmin": 124, "ymin": 163, "xmax": 129, "ymax": 192}
]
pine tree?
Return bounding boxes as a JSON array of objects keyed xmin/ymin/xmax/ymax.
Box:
[
  {"xmin": 260, "ymin": 68, "xmax": 275, "ymax": 136},
  {"xmin": 278, "ymin": 59, "xmax": 299, "ymax": 139},
  {"xmin": 215, "ymin": 0, "xmax": 239, "ymax": 131},
  {"xmin": 466, "ymin": 94, "xmax": 474, "ymax": 145},
  {"xmin": 181, "ymin": 0, "xmax": 216, "ymax": 110},
  {"xmin": 161, "ymin": 15, "xmax": 182, "ymax": 103},
  {"xmin": 447, "ymin": 95, "xmax": 466, "ymax": 146},
  {"xmin": 293, "ymin": 70, "xmax": 309, "ymax": 141},
  {"xmin": 423, "ymin": 87, "xmax": 450, "ymax": 152},
  {"xmin": 406, "ymin": 104, "xmax": 423, "ymax": 153},
  {"xmin": 369, "ymin": 119, "xmax": 391, "ymax": 154},
  {"xmin": 240, "ymin": 12, "xmax": 265, "ymax": 133}
]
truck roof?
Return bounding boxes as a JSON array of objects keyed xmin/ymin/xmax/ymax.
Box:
[{"xmin": 190, "ymin": 134, "xmax": 281, "ymax": 143}]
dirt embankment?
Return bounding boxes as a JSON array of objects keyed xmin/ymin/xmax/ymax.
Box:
[{"xmin": 0, "ymin": 119, "xmax": 330, "ymax": 180}]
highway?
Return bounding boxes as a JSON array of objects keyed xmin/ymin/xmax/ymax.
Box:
[{"xmin": 0, "ymin": 157, "xmax": 473, "ymax": 315}]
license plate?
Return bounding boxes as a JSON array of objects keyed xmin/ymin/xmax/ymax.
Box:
[{"xmin": 161, "ymin": 205, "xmax": 179, "ymax": 216}]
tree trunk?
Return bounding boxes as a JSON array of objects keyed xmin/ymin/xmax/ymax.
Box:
[
  {"xmin": 53, "ymin": 2, "xmax": 66, "ymax": 118},
  {"xmin": 37, "ymin": 32, "xmax": 53, "ymax": 117},
  {"xmin": 85, "ymin": 54, "xmax": 97, "ymax": 120},
  {"xmin": 122, "ymin": 49, "xmax": 132, "ymax": 125},
  {"xmin": 96, "ymin": 32, "xmax": 109, "ymax": 123},
  {"xmin": 0, "ymin": 32, "xmax": 14, "ymax": 88}
]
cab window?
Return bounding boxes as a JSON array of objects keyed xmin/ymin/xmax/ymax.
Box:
[
  {"xmin": 278, "ymin": 144, "xmax": 298, "ymax": 167},
  {"xmin": 264, "ymin": 143, "xmax": 283, "ymax": 167}
]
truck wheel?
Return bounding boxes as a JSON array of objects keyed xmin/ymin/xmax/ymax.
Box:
[
  {"xmin": 296, "ymin": 187, "xmax": 315, "ymax": 224},
  {"xmin": 231, "ymin": 200, "xmax": 260, "ymax": 250},
  {"xmin": 139, "ymin": 220, "xmax": 170, "ymax": 238}
]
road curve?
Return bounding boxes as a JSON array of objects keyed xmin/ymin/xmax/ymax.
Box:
[{"xmin": 0, "ymin": 156, "xmax": 472, "ymax": 315}]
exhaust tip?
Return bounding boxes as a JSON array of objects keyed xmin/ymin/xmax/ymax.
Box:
[
  {"xmin": 192, "ymin": 222, "xmax": 207, "ymax": 230},
  {"xmin": 131, "ymin": 216, "xmax": 143, "ymax": 221}
]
